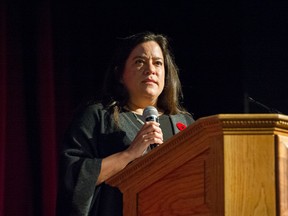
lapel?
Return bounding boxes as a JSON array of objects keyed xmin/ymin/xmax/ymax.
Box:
[{"xmin": 118, "ymin": 112, "xmax": 139, "ymax": 145}]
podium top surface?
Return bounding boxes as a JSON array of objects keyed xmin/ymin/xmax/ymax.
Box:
[
  {"xmin": 198, "ymin": 113, "xmax": 288, "ymax": 131},
  {"xmin": 209, "ymin": 113, "xmax": 288, "ymax": 120}
]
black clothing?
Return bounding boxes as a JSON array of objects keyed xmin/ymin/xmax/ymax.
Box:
[{"xmin": 56, "ymin": 103, "xmax": 194, "ymax": 216}]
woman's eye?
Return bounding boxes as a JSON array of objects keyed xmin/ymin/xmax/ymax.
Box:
[
  {"xmin": 135, "ymin": 59, "xmax": 144, "ymax": 64},
  {"xmin": 155, "ymin": 61, "xmax": 163, "ymax": 66}
]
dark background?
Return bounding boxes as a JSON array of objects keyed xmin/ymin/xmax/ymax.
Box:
[
  {"xmin": 1, "ymin": 0, "xmax": 287, "ymax": 215},
  {"xmin": 53, "ymin": 0, "xmax": 288, "ymax": 118}
]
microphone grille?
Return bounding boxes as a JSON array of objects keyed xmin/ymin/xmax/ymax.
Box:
[{"xmin": 143, "ymin": 106, "xmax": 159, "ymax": 119}]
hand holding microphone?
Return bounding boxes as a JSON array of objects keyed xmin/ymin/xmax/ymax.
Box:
[
  {"xmin": 127, "ymin": 106, "xmax": 163, "ymax": 158},
  {"xmin": 142, "ymin": 106, "xmax": 162, "ymax": 153}
]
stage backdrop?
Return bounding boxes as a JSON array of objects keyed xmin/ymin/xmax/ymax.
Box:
[
  {"xmin": 0, "ymin": 1, "xmax": 73, "ymax": 215},
  {"xmin": 1, "ymin": 0, "xmax": 287, "ymax": 215}
]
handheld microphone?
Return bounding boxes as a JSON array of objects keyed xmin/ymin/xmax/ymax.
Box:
[
  {"xmin": 143, "ymin": 106, "xmax": 159, "ymax": 150},
  {"xmin": 143, "ymin": 106, "xmax": 159, "ymax": 123}
]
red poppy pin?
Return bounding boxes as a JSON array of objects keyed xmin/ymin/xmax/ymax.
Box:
[{"xmin": 176, "ymin": 122, "xmax": 186, "ymax": 131}]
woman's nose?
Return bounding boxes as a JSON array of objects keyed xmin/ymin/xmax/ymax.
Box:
[{"xmin": 144, "ymin": 63, "xmax": 156, "ymax": 75}]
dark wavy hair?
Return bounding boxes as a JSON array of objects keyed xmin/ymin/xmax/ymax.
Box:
[{"xmin": 101, "ymin": 31, "xmax": 187, "ymax": 117}]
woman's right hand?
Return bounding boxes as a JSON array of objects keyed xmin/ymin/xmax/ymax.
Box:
[
  {"xmin": 126, "ymin": 121, "xmax": 163, "ymax": 160},
  {"xmin": 97, "ymin": 121, "xmax": 163, "ymax": 185}
]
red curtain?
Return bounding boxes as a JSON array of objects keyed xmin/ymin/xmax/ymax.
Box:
[{"xmin": 0, "ymin": 1, "xmax": 71, "ymax": 215}]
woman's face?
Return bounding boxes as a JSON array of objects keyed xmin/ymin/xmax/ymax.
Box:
[{"xmin": 122, "ymin": 41, "xmax": 165, "ymax": 106}]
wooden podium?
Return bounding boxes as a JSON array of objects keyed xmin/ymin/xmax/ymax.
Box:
[{"xmin": 106, "ymin": 114, "xmax": 288, "ymax": 216}]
